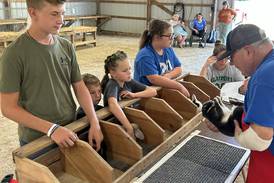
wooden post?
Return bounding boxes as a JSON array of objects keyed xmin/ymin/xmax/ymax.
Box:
[
  {"xmin": 146, "ymin": 0, "xmax": 152, "ymax": 28},
  {"xmin": 96, "ymin": 0, "xmax": 101, "ymax": 32},
  {"xmin": 152, "ymin": 0, "xmax": 173, "ymax": 16},
  {"xmin": 96, "ymin": 0, "xmax": 101, "ymax": 15},
  {"xmin": 212, "ymin": 0, "xmax": 218, "ymax": 29},
  {"xmin": 3, "ymin": 0, "xmax": 10, "ymax": 19}
]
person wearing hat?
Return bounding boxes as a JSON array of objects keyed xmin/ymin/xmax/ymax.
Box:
[
  {"xmin": 217, "ymin": 1, "xmax": 236, "ymax": 44},
  {"xmin": 211, "ymin": 24, "xmax": 274, "ymax": 182},
  {"xmin": 200, "ymin": 42, "xmax": 244, "ymax": 89}
]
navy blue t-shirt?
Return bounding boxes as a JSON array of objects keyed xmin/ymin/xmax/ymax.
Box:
[
  {"xmin": 103, "ymin": 79, "xmax": 146, "ymax": 106},
  {"xmin": 244, "ymin": 49, "xmax": 274, "ymax": 155},
  {"xmin": 134, "ymin": 44, "xmax": 181, "ymax": 86}
]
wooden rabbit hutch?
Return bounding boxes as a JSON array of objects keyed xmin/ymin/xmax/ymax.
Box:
[{"xmin": 12, "ymin": 74, "xmax": 222, "ymax": 183}]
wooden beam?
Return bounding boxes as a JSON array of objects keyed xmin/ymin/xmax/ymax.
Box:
[
  {"xmin": 13, "ymin": 99, "xmax": 140, "ymax": 159},
  {"xmin": 161, "ymin": 3, "xmax": 212, "ymax": 7},
  {"xmin": 139, "ymin": 97, "xmax": 183, "ymax": 132},
  {"xmin": 96, "ymin": 17, "xmax": 111, "ymax": 32},
  {"xmin": 152, "ymin": 0, "xmax": 173, "ymax": 16},
  {"xmin": 96, "ymin": 0, "xmax": 100, "ymax": 15},
  {"xmin": 99, "ymin": 0, "xmax": 146, "ymax": 4},
  {"xmin": 147, "ymin": 0, "xmax": 152, "ymax": 28},
  {"xmin": 212, "ymin": 0, "xmax": 218, "ymax": 29},
  {"xmin": 100, "ymin": 121, "xmax": 143, "ymax": 165},
  {"xmin": 14, "ymin": 157, "xmax": 60, "ymax": 183},
  {"xmin": 179, "ymin": 81, "xmax": 210, "ymax": 103},
  {"xmin": 109, "ymin": 15, "xmax": 146, "ymax": 20},
  {"xmin": 124, "ymin": 107, "xmax": 165, "ymax": 146},
  {"xmin": 180, "ymin": 74, "xmax": 220, "ymax": 100},
  {"xmin": 100, "ymin": 30, "xmax": 141, "ymax": 37},
  {"xmin": 114, "ymin": 112, "xmax": 203, "ymax": 183},
  {"xmin": 61, "ymin": 140, "xmax": 114, "ymax": 183},
  {"xmin": 159, "ymin": 89, "xmax": 197, "ymax": 120},
  {"xmin": 3, "ymin": 0, "xmax": 11, "ymax": 19}
]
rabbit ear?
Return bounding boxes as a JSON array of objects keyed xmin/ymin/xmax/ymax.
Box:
[{"xmin": 191, "ymin": 94, "xmax": 197, "ymax": 101}]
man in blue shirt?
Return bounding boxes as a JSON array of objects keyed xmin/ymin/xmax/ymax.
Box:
[{"xmin": 217, "ymin": 24, "xmax": 274, "ymax": 183}]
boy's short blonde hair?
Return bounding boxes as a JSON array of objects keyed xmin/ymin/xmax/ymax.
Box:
[
  {"xmin": 26, "ymin": 0, "xmax": 66, "ymax": 9},
  {"xmin": 82, "ymin": 73, "xmax": 100, "ymax": 86}
]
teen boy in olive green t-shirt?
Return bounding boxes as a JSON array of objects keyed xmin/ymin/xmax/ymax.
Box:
[{"xmin": 0, "ymin": 0, "xmax": 103, "ymax": 150}]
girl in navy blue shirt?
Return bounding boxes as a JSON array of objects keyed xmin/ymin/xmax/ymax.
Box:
[{"xmin": 101, "ymin": 51, "xmax": 156, "ymax": 139}]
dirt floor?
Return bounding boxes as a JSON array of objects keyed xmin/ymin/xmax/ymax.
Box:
[{"xmin": 0, "ymin": 35, "xmax": 245, "ymax": 182}]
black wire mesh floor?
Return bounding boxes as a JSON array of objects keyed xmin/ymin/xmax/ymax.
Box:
[{"xmin": 138, "ymin": 134, "xmax": 250, "ymax": 183}]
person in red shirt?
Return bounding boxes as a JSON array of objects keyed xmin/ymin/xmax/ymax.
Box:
[{"xmin": 218, "ymin": 1, "xmax": 236, "ymax": 44}]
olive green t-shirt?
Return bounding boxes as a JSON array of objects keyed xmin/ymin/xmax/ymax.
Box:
[{"xmin": 0, "ymin": 33, "xmax": 82, "ymax": 143}]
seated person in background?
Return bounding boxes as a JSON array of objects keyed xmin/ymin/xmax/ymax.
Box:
[
  {"xmin": 200, "ymin": 42, "xmax": 244, "ymax": 89},
  {"xmin": 76, "ymin": 74, "xmax": 103, "ymax": 119},
  {"xmin": 134, "ymin": 19, "xmax": 190, "ymax": 97},
  {"xmin": 101, "ymin": 51, "xmax": 157, "ymax": 140},
  {"xmin": 191, "ymin": 13, "xmax": 207, "ymax": 48},
  {"xmin": 169, "ymin": 14, "xmax": 188, "ymax": 48}
]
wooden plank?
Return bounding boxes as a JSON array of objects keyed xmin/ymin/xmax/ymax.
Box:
[
  {"xmin": 96, "ymin": 16, "xmax": 112, "ymax": 32},
  {"xmin": 34, "ymin": 148, "xmax": 61, "ymax": 167},
  {"xmin": 60, "ymin": 26, "xmax": 97, "ymax": 33},
  {"xmin": 124, "ymin": 107, "xmax": 165, "ymax": 146},
  {"xmin": 159, "ymin": 88, "xmax": 197, "ymax": 120},
  {"xmin": 96, "ymin": 0, "xmax": 101, "ymax": 15},
  {"xmin": 13, "ymin": 99, "xmax": 140, "ymax": 159},
  {"xmin": 139, "ymin": 97, "xmax": 183, "ymax": 132},
  {"xmin": 100, "ymin": 121, "xmax": 143, "ymax": 165},
  {"xmin": 147, "ymin": 0, "xmax": 152, "ymax": 27},
  {"xmin": 179, "ymin": 81, "xmax": 210, "ymax": 103},
  {"xmin": 182, "ymin": 74, "xmax": 220, "ymax": 99},
  {"xmin": 99, "ymin": 0, "xmax": 146, "ymax": 4},
  {"xmin": 98, "ymin": 0, "xmax": 212, "ymax": 7},
  {"xmin": 57, "ymin": 172, "xmax": 89, "ymax": 183},
  {"xmin": 74, "ymin": 40, "xmax": 96, "ymax": 47},
  {"xmin": 100, "ymin": 30, "xmax": 141, "ymax": 37},
  {"xmin": 15, "ymin": 157, "xmax": 60, "ymax": 183},
  {"xmin": 61, "ymin": 140, "xmax": 114, "ymax": 183},
  {"xmin": 60, "ymin": 26, "xmax": 97, "ymax": 48},
  {"xmin": 114, "ymin": 113, "xmax": 203, "ymax": 183},
  {"xmin": 152, "ymin": 0, "xmax": 173, "ymax": 16},
  {"xmin": 0, "ymin": 31, "xmax": 21, "ymax": 42},
  {"xmin": 108, "ymin": 15, "xmax": 146, "ymax": 20},
  {"xmin": 48, "ymin": 160, "xmax": 64, "ymax": 178},
  {"xmin": 0, "ymin": 19, "xmax": 26, "ymax": 25}
]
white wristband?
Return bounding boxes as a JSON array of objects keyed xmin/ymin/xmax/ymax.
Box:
[{"xmin": 47, "ymin": 124, "xmax": 58, "ymax": 137}]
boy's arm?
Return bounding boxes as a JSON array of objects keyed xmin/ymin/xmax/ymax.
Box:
[
  {"xmin": 146, "ymin": 75, "xmax": 190, "ymax": 97},
  {"xmin": 72, "ymin": 80, "xmax": 103, "ymax": 151},
  {"xmin": 1, "ymin": 92, "xmax": 77, "ymax": 148},
  {"xmin": 108, "ymin": 97, "xmax": 134, "ymax": 138}
]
